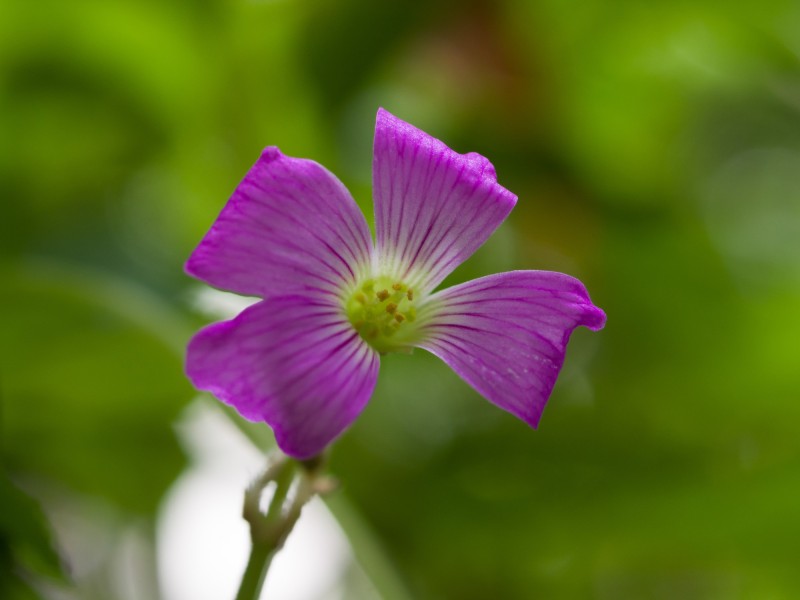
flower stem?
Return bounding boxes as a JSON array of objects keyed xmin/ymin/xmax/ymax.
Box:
[
  {"xmin": 235, "ymin": 537, "xmax": 274, "ymax": 600},
  {"xmin": 235, "ymin": 452, "xmax": 333, "ymax": 600}
]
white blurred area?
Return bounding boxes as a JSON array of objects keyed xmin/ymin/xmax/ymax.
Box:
[
  {"xmin": 190, "ymin": 287, "xmax": 261, "ymax": 319},
  {"xmin": 157, "ymin": 399, "xmax": 363, "ymax": 600}
]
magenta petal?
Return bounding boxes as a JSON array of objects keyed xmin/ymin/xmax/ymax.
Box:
[
  {"xmin": 373, "ymin": 109, "xmax": 517, "ymax": 294},
  {"xmin": 418, "ymin": 271, "xmax": 606, "ymax": 427},
  {"xmin": 186, "ymin": 147, "xmax": 373, "ymax": 299},
  {"xmin": 186, "ymin": 296, "xmax": 380, "ymax": 458}
]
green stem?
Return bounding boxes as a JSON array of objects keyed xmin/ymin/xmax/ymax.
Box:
[
  {"xmin": 235, "ymin": 539, "xmax": 275, "ymax": 600},
  {"xmin": 235, "ymin": 453, "xmax": 328, "ymax": 600},
  {"xmin": 264, "ymin": 461, "xmax": 296, "ymax": 523},
  {"xmin": 236, "ymin": 457, "xmax": 292, "ymax": 600}
]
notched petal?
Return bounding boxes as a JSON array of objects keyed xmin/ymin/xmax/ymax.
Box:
[
  {"xmin": 186, "ymin": 147, "xmax": 373, "ymax": 299},
  {"xmin": 186, "ymin": 297, "xmax": 380, "ymax": 458},
  {"xmin": 417, "ymin": 271, "xmax": 605, "ymax": 427},
  {"xmin": 373, "ymin": 109, "xmax": 517, "ymax": 294}
]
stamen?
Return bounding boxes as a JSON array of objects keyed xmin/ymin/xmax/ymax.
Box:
[{"xmin": 345, "ymin": 277, "xmax": 420, "ymax": 353}]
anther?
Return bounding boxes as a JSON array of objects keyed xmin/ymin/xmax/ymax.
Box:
[{"xmin": 346, "ymin": 276, "xmax": 419, "ymax": 353}]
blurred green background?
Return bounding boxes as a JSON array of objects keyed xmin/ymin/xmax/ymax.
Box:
[{"xmin": 2, "ymin": 0, "xmax": 800, "ymax": 598}]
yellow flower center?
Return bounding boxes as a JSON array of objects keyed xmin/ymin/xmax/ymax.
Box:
[{"xmin": 345, "ymin": 277, "xmax": 419, "ymax": 353}]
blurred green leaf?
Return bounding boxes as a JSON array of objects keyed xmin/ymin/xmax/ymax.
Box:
[
  {"xmin": 0, "ymin": 471, "xmax": 67, "ymax": 598},
  {"xmin": 0, "ymin": 261, "xmax": 192, "ymax": 514}
]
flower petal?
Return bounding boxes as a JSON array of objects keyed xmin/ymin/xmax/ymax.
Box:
[
  {"xmin": 373, "ymin": 108, "xmax": 517, "ymax": 294},
  {"xmin": 417, "ymin": 271, "xmax": 606, "ymax": 426},
  {"xmin": 187, "ymin": 147, "xmax": 373, "ymax": 299},
  {"xmin": 186, "ymin": 296, "xmax": 380, "ymax": 458}
]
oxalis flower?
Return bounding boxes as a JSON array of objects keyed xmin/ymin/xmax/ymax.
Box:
[{"xmin": 186, "ymin": 109, "xmax": 606, "ymax": 459}]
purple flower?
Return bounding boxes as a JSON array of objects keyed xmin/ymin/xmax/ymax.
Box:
[{"xmin": 185, "ymin": 109, "xmax": 606, "ymax": 459}]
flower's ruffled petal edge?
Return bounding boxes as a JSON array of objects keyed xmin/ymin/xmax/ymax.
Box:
[
  {"xmin": 416, "ymin": 271, "xmax": 606, "ymax": 426},
  {"xmin": 186, "ymin": 296, "xmax": 380, "ymax": 459},
  {"xmin": 373, "ymin": 108, "xmax": 517, "ymax": 295},
  {"xmin": 186, "ymin": 147, "xmax": 373, "ymax": 299}
]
